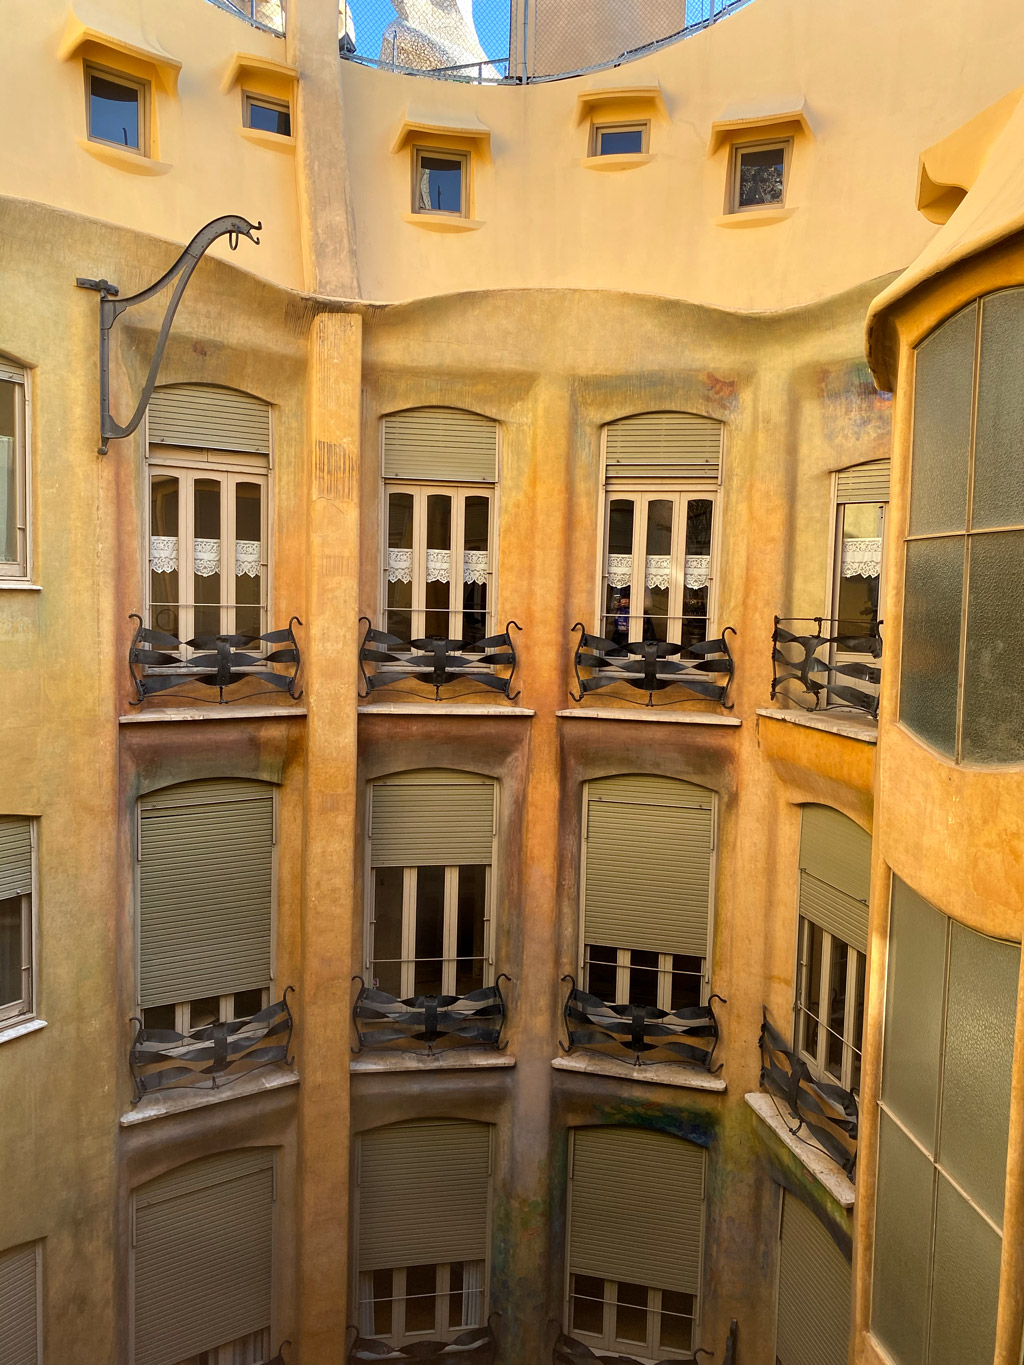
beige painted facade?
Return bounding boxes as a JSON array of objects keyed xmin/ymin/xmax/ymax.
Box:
[{"xmin": 0, "ymin": 1, "xmax": 1021, "ymax": 1364}]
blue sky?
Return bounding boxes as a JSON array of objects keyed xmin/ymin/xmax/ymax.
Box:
[{"xmin": 344, "ymin": 1, "xmax": 514, "ymax": 65}]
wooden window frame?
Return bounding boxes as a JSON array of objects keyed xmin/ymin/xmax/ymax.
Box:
[
  {"xmin": 794, "ymin": 915, "xmax": 865, "ymax": 1094},
  {"xmin": 243, "ymin": 90, "xmax": 292, "ymax": 137},
  {"xmin": 590, "ymin": 121, "xmax": 650, "ymax": 157},
  {"xmin": 368, "ymin": 864, "xmax": 494, "ymax": 999},
  {"xmin": 358, "ymin": 1260, "xmax": 486, "ymax": 1347},
  {"xmin": 0, "ymin": 363, "xmax": 30, "ymax": 580},
  {"xmin": 85, "ymin": 61, "xmax": 149, "ymax": 156},
  {"xmin": 566, "ymin": 1275, "xmax": 696, "ymax": 1361},
  {"xmin": 142, "ymin": 986, "xmax": 272, "ymax": 1034},
  {"xmin": 828, "ymin": 490, "xmax": 887, "ymax": 702},
  {"xmin": 412, "ymin": 147, "xmax": 469, "ymax": 219},
  {"xmin": 581, "ymin": 945, "xmax": 705, "ymax": 1013},
  {"xmin": 728, "ymin": 137, "xmax": 792, "ymax": 214},
  {"xmin": 0, "ymin": 819, "xmax": 36, "ymax": 1029}
]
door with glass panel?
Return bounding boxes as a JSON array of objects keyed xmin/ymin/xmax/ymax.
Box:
[
  {"xmin": 601, "ymin": 491, "xmax": 714, "ymax": 651},
  {"xmin": 828, "ymin": 462, "xmax": 889, "ymax": 708},
  {"xmin": 385, "ymin": 485, "xmax": 493, "ymax": 646}
]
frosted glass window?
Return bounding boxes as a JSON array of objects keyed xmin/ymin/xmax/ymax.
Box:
[
  {"xmin": 928, "ymin": 1176, "xmax": 1002, "ymax": 1365},
  {"xmin": 900, "ymin": 538, "xmax": 963, "ymax": 758},
  {"xmin": 973, "ymin": 288, "xmax": 1024, "ymax": 530},
  {"xmin": 908, "ymin": 303, "xmax": 974, "ymax": 537},
  {"xmin": 872, "ymin": 1112, "xmax": 932, "ymax": 1365},
  {"xmin": 961, "ymin": 531, "xmax": 1024, "ymax": 763}
]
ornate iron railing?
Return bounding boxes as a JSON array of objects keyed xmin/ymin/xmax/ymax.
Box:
[
  {"xmin": 554, "ymin": 1329, "xmax": 719, "ymax": 1365},
  {"xmin": 129, "ymin": 991, "xmax": 294, "ymax": 1099},
  {"xmin": 359, "ymin": 618, "xmax": 521, "ymax": 701},
  {"xmin": 349, "ymin": 1319, "xmax": 498, "ymax": 1365},
  {"xmin": 352, "ymin": 977, "xmax": 509, "ymax": 1055},
  {"xmin": 204, "ymin": 0, "xmax": 285, "ymax": 36},
  {"xmin": 759, "ymin": 1009, "xmax": 858, "ymax": 1177},
  {"xmin": 561, "ymin": 978, "xmax": 725, "ymax": 1071},
  {"xmin": 570, "ymin": 625, "xmax": 735, "ymax": 708},
  {"xmin": 129, "ymin": 614, "xmax": 302, "ymax": 705},
  {"xmin": 771, "ymin": 617, "xmax": 881, "ymax": 719}
]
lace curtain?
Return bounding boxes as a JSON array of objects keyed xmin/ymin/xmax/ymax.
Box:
[
  {"xmin": 840, "ymin": 537, "xmax": 882, "ymax": 579},
  {"xmin": 149, "ymin": 537, "xmax": 261, "ymax": 578},
  {"xmin": 605, "ymin": 554, "xmax": 711, "ymax": 591},
  {"xmin": 387, "ymin": 548, "xmax": 489, "ymax": 585}
]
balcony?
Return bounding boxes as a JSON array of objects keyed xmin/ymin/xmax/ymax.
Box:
[
  {"xmin": 359, "ymin": 618, "xmax": 521, "ymax": 703},
  {"xmin": 129, "ymin": 615, "xmax": 302, "ymax": 706},
  {"xmin": 569, "ymin": 625, "xmax": 736, "ymax": 710},
  {"xmin": 561, "ymin": 979, "xmax": 724, "ymax": 1073},
  {"xmin": 352, "ymin": 977, "xmax": 510, "ymax": 1056},
  {"xmin": 555, "ymin": 1317, "xmax": 736, "ymax": 1365},
  {"xmin": 129, "ymin": 992, "xmax": 294, "ymax": 1099},
  {"xmin": 771, "ymin": 617, "xmax": 881, "ymax": 721},
  {"xmin": 349, "ymin": 1319, "xmax": 497, "ymax": 1365},
  {"xmin": 758, "ymin": 1008, "xmax": 858, "ymax": 1178}
]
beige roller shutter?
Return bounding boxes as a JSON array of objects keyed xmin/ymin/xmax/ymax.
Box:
[
  {"xmin": 382, "ymin": 408, "xmax": 498, "ymax": 482},
  {"xmin": 133, "ymin": 1149, "xmax": 274, "ymax": 1365},
  {"xmin": 357, "ymin": 1120, "xmax": 491, "ymax": 1271},
  {"xmin": 799, "ymin": 806, "xmax": 870, "ymax": 956},
  {"xmin": 138, "ymin": 779, "xmax": 274, "ymax": 1008},
  {"xmin": 149, "ymin": 385, "xmax": 271, "ymax": 454},
  {"xmin": 775, "ymin": 1195, "xmax": 851, "ymax": 1365},
  {"xmin": 0, "ymin": 818, "xmax": 31, "ymax": 900},
  {"xmin": 0, "ymin": 1242, "xmax": 39, "ymax": 1365},
  {"xmin": 569, "ymin": 1128, "xmax": 705, "ymax": 1293},
  {"xmin": 583, "ymin": 776, "xmax": 713, "ymax": 957},
  {"xmin": 371, "ymin": 771, "xmax": 495, "ymax": 868},
  {"xmin": 604, "ymin": 413, "xmax": 722, "ymax": 481},
  {"xmin": 836, "ymin": 460, "xmax": 890, "ymax": 503}
]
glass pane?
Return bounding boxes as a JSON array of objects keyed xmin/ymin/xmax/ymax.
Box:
[
  {"xmin": 938, "ymin": 921, "xmax": 1018, "ymax": 1225},
  {"xmin": 928, "ymin": 1175, "xmax": 1002, "ymax": 1365},
  {"xmin": 584, "ymin": 945, "xmax": 618, "ymax": 1003},
  {"xmin": 404, "ymin": 1264, "xmax": 437, "ymax": 1334},
  {"xmin": 605, "ymin": 498, "xmax": 635, "ymax": 645},
  {"xmin": 899, "ymin": 536, "xmax": 965, "ymax": 758},
  {"xmin": 373, "ymin": 1268, "xmax": 394, "ymax": 1337},
  {"xmin": 961, "ymin": 530, "xmax": 1024, "ymax": 763},
  {"xmin": 233, "ymin": 988, "xmax": 263, "ymax": 1019},
  {"xmin": 150, "ymin": 474, "xmax": 180, "ymax": 639},
  {"xmin": 448, "ymin": 1261, "xmax": 464, "ymax": 1329},
  {"xmin": 850, "ymin": 951, "xmax": 866, "ymax": 1094},
  {"xmin": 0, "ymin": 896, "xmax": 23, "ymax": 1007},
  {"xmin": 973, "ymin": 288, "xmax": 1024, "ymax": 530},
  {"xmin": 462, "ymin": 495, "xmax": 489, "ymax": 647},
  {"xmin": 248, "ymin": 100, "xmax": 290, "ymax": 137},
  {"xmin": 571, "ymin": 1276, "xmax": 605, "ymax": 1336},
  {"xmin": 425, "ymin": 495, "xmax": 452, "ymax": 640},
  {"xmin": 836, "ymin": 503, "xmax": 883, "ymax": 629},
  {"xmin": 371, "ymin": 867, "xmax": 404, "ymax": 996},
  {"xmin": 614, "ymin": 1282, "xmax": 649, "ymax": 1344},
  {"xmin": 89, "ymin": 73, "xmax": 140, "ymax": 149},
  {"xmin": 142, "ymin": 1003, "xmax": 175, "ymax": 1031},
  {"xmin": 799, "ymin": 921, "xmax": 824, "ymax": 1060},
  {"xmin": 418, "ymin": 156, "xmax": 463, "ymax": 214},
  {"xmin": 683, "ymin": 499, "xmax": 712, "ymax": 644},
  {"xmin": 455, "ymin": 864, "xmax": 487, "ymax": 996},
  {"xmin": 881, "ymin": 879, "xmax": 947, "ymax": 1150},
  {"xmin": 659, "ymin": 1291, "xmax": 693, "ymax": 1353},
  {"xmin": 188, "ymin": 996, "xmax": 220, "ymax": 1028},
  {"xmin": 737, "ymin": 145, "xmax": 784, "ymax": 207},
  {"xmin": 670, "ymin": 955, "xmax": 703, "ymax": 1011},
  {"xmin": 628, "ymin": 949, "xmax": 659, "ymax": 1008},
  {"xmin": 387, "ymin": 492, "xmax": 414, "ymax": 643},
  {"xmin": 825, "ymin": 939, "xmax": 848, "ymax": 1080},
  {"xmin": 0, "ymin": 380, "xmax": 18, "ymax": 563},
  {"xmin": 643, "ymin": 499, "xmax": 673, "ymax": 642},
  {"xmin": 414, "ymin": 866, "xmax": 445, "ymax": 996},
  {"xmin": 870, "ymin": 1111, "xmax": 933, "ymax": 1365},
  {"xmin": 599, "ymin": 127, "xmax": 644, "ymax": 155},
  {"xmin": 909, "ymin": 303, "xmax": 975, "ymax": 536},
  {"xmin": 235, "ymin": 482, "xmax": 262, "ymax": 641},
  {"xmin": 193, "ymin": 478, "xmax": 222, "ymax": 640}
]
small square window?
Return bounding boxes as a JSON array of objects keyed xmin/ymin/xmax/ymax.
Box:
[
  {"xmin": 414, "ymin": 149, "xmax": 467, "ymax": 217},
  {"xmin": 731, "ymin": 140, "xmax": 789, "ymax": 212},
  {"xmin": 592, "ymin": 122, "xmax": 648, "ymax": 156},
  {"xmin": 86, "ymin": 65, "xmax": 147, "ymax": 153},
  {"xmin": 244, "ymin": 93, "xmax": 292, "ymax": 138}
]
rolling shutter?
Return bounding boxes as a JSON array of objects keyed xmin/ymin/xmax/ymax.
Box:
[
  {"xmin": 138, "ymin": 779, "xmax": 274, "ymax": 1008},
  {"xmin": 798, "ymin": 806, "xmax": 870, "ymax": 956},
  {"xmin": 836, "ymin": 460, "xmax": 890, "ymax": 503},
  {"xmin": 133, "ymin": 1150, "xmax": 274, "ymax": 1365},
  {"xmin": 0, "ymin": 1242, "xmax": 39, "ymax": 1365},
  {"xmin": 569, "ymin": 1128, "xmax": 705, "ymax": 1293},
  {"xmin": 604, "ymin": 413, "xmax": 722, "ymax": 481},
  {"xmin": 583, "ymin": 775, "xmax": 713, "ymax": 957},
  {"xmin": 149, "ymin": 385, "xmax": 271, "ymax": 455},
  {"xmin": 357, "ymin": 1120, "xmax": 491, "ymax": 1271},
  {"xmin": 0, "ymin": 818, "xmax": 31, "ymax": 900},
  {"xmin": 370, "ymin": 771, "xmax": 495, "ymax": 868},
  {"xmin": 382, "ymin": 408, "xmax": 498, "ymax": 483},
  {"xmin": 775, "ymin": 1195, "xmax": 851, "ymax": 1365}
]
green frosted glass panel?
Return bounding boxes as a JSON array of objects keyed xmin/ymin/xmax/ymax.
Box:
[
  {"xmin": 974, "ymin": 288, "xmax": 1024, "ymax": 530},
  {"xmin": 882, "ymin": 879, "xmax": 946, "ymax": 1148},
  {"xmin": 900, "ymin": 537, "xmax": 964, "ymax": 757},
  {"xmin": 871, "ymin": 1112, "xmax": 932, "ymax": 1365},
  {"xmin": 928, "ymin": 1175, "xmax": 1002, "ymax": 1365},
  {"xmin": 961, "ymin": 531, "xmax": 1024, "ymax": 763},
  {"xmin": 939, "ymin": 922, "xmax": 1018, "ymax": 1224},
  {"xmin": 909, "ymin": 303, "xmax": 975, "ymax": 536}
]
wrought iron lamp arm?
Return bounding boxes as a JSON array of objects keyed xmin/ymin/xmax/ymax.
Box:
[{"xmin": 77, "ymin": 214, "xmax": 262, "ymax": 453}]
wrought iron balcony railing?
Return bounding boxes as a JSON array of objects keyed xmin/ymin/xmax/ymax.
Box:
[
  {"xmin": 771, "ymin": 616, "xmax": 881, "ymax": 720},
  {"xmin": 349, "ymin": 1319, "xmax": 498, "ymax": 1365},
  {"xmin": 352, "ymin": 978, "xmax": 509, "ymax": 1056},
  {"xmin": 359, "ymin": 618, "xmax": 521, "ymax": 702},
  {"xmin": 554, "ymin": 1322, "xmax": 734, "ymax": 1365},
  {"xmin": 570, "ymin": 625, "xmax": 735, "ymax": 709},
  {"xmin": 759, "ymin": 1009, "xmax": 858, "ymax": 1177},
  {"xmin": 561, "ymin": 978, "xmax": 725, "ymax": 1071},
  {"xmin": 129, "ymin": 615, "xmax": 302, "ymax": 705},
  {"xmin": 129, "ymin": 991, "xmax": 294, "ymax": 1099}
]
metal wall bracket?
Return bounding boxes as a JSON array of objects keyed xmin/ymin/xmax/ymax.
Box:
[{"xmin": 76, "ymin": 214, "xmax": 261, "ymax": 453}]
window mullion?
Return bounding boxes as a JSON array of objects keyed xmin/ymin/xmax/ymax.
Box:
[
  {"xmin": 817, "ymin": 929, "xmax": 833, "ymax": 1075},
  {"xmin": 669, "ymin": 493, "xmax": 684, "ymax": 638},
  {"xmin": 616, "ymin": 949, "xmax": 630, "ymax": 1005},
  {"xmin": 452, "ymin": 491, "xmax": 466, "ymax": 643},
  {"xmin": 443, "ymin": 867, "xmax": 458, "ymax": 995},
  {"xmin": 396, "ymin": 1267, "xmax": 407, "ymax": 1346},
  {"xmin": 182, "ymin": 469, "xmax": 196, "ymax": 657},
  {"xmin": 402, "ymin": 867, "xmax": 417, "ymax": 998},
  {"xmin": 631, "ymin": 496, "xmax": 646, "ymax": 642},
  {"xmin": 657, "ymin": 952, "xmax": 672, "ymax": 1011},
  {"xmin": 842, "ymin": 944, "xmax": 858, "ymax": 1090},
  {"xmin": 413, "ymin": 488, "xmax": 427, "ymax": 640},
  {"xmin": 225, "ymin": 472, "xmax": 237, "ymax": 639},
  {"xmin": 439, "ymin": 1263, "xmax": 450, "ymax": 1337}
]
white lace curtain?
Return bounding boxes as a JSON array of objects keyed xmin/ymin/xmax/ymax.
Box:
[
  {"xmin": 605, "ymin": 553, "xmax": 711, "ymax": 591},
  {"xmin": 840, "ymin": 537, "xmax": 882, "ymax": 579},
  {"xmin": 387, "ymin": 548, "xmax": 489, "ymax": 585},
  {"xmin": 149, "ymin": 536, "xmax": 261, "ymax": 578}
]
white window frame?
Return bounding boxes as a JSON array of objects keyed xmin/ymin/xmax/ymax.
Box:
[
  {"xmin": 591, "ymin": 121, "xmax": 650, "ymax": 156},
  {"xmin": 358, "ymin": 1260, "xmax": 486, "ymax": 1347},
  {"xmin": 242, "ymin": 90, "xmax": 291, "ymax": 136},
  {"xmin": 0, "ymin": 819, "xmax": 36, "ymax": 1028},
  {"xmin": 827, "ymin": 488, "xmax": 887, "ymax": 706},
  {"xmin": 142, "ymin": 987, "xmax": 272, "ymax": 1034},
  {"xmin": 729, "ymin": 137, "xmax": 791, "ymax": 213},
  {"xmin": 367, "ymin": 864, "xmax": 494, "ymax": 999},
  {"xmin": 85, "ymin": 61, "xmax": 149, "ymax": 156},
  {"xmin": 0, "ymin": 362, "xmax": 30, "ymax": 580},
  {"xmin": 566, "ymin": 1275, "xmax": 697, "ymax": 1361},
  {"xmin": 794, "ymin": 915, "xmax": 865, "ymax": 1093},
  {"xmin": 581, "ymin": 945, "xmax": 706, "ymax": 1013}
]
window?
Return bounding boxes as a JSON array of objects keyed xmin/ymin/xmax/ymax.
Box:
[
  {"xmin": 147, "ymin": 385, "xmax": 271, "ymax": 658},
  {"xmin": 601, "ymin": 413, "xmax": 722, "ymax": 651},
  {"xmin": 566, "ymin": 1128, "xmax": 704, "ymax": 1359},
  {"xmin": 0, "ymin": 362, "xmax": 28, "ymax": 578},
  {"xmin": 871, "ymin": 879, "xmax": 1018, "ymax": 1365},
  {"xmin": 902, "ymin": 287, "xmax": 1024, "ymax": 762},
  {"xmin": 0, "ymin": 1241, "xmax": 41, "ymax": 1364},
  {"xmin": 413, "ymin": 149, "xmax": 468, "ymax": 216},
  {"xmin": 244, "ymin": 92, "xmax": 291, "ymax": 137},
  {"xmin": 730, "ymin": 139, "xmax": 789, "ymax": 211},
  {"xmin": 581, "ymin": 776, "xmax": 714, "ymax": 1014},
  {"xmin": 137, "ymin": 780, "xmax": 274, "ymax": 1030},
  {"xmin": 86, "ymin": 64, "xmax": 147, "ymax": 152},
  {"xmin": 774, "ymin": 1195, "xmax": 851, "ymax": 1365},
  {"xmin": 357, "ymin": 1120, "xmax": 491, "ymax": 1348},
  {"xmin": 368, "ymin": 771, "xmax": 495, "ymax": 999},
  {"xmin": 793, "ymin": 806, "xmax": 870, "ymax": 1094},
  {"xmin": 832, "ymin": 461, "xmax": 890, "ymax": 631},
  {"xmin": 132, "ymin": 1151, "xmax": 275, "ymax": 1365},
  {"xmin": 0, "ymin": 817, "xmax": 34, "ymax": 1027},
  {"xmin": 381, "ymin": 408, "xmax": 498, "ymax": 647},
  {"xmin": 592, "ymin": 122, "xmax": 648, "ymax": 156}
]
